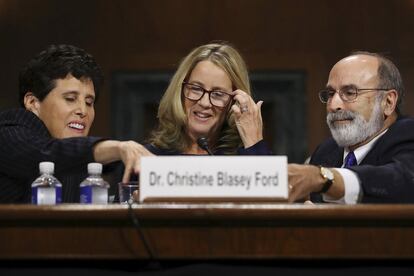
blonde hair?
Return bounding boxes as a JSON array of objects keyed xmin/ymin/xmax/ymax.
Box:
[{"xmin": 148, "ymin": 42, "xmax": 251, "ymax": 154}]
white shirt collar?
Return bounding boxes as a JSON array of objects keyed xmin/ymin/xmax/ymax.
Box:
[{"xmin": 343, "ymin": 129, "xmax": 388, "ymax": 166}]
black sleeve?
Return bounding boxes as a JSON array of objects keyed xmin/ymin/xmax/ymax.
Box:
[
  {"xmin": 0, "ymin": 124, "xmax": 106, "ymax": 181},
  {"xmin": 237, "ymin": 140, "xmax": 272, "ymax": 155},
  {"xmin": 351, "ymin": 153, "xmax": 414, "ymax": 203}
]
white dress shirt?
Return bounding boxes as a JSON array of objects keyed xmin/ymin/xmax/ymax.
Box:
[{"xmin": 322, "ymin": 129, "xmax": 388, "ymax": 204}]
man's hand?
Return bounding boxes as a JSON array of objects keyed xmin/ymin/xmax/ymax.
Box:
[
  {"xmin": 288, "ymin": 164, "xmax": 324, "ymax": 202},
  {"xmin": 287, "ymin": 164, "xmax": 345, "ymax": 203}
]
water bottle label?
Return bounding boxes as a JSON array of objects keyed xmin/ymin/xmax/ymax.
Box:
[
  {"xmin": 80, "ymin": 186, "xmax": 108, "ymax": 204},
  {"xmin": 80, "ymin": 186, "xmax": 92, "ymax": 203},
  {"xmin": 31, "ymin": 187, "xmax": 62, "ymax": 205}
]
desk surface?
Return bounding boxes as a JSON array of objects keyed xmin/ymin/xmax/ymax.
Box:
[{"xmin": 1, "ymin": 204, "xmax": 414, "ymax": 260}]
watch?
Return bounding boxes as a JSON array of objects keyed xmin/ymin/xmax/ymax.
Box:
[{"xmin": 319, "ymin": 166, "xmax": 334, "ymax": 193}]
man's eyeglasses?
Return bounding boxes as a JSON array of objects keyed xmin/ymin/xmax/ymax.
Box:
[
  {"xmin": 182, "ymin": 82, "xmax": 232, "ymax": 108},
  {"xmin": 318, "ymin": 87, "xmax": 390, "ymax": 103}
]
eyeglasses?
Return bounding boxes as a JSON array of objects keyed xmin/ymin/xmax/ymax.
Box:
[
  {"xmin": 318, "ymin": 87, "xmax": 390, "ymax": 103},
  {"xmin": 182, "ymin": 82, "xmax": 233, "ymax": 108}
]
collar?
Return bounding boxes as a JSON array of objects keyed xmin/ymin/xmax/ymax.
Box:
[{"xmin": 343, "ymin": 128, "xmax": 388, "ymax": 166}]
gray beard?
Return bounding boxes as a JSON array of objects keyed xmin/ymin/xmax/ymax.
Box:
[{"xmin": 326, "ymin": 100, "xmax": 384, "ymax": 147}]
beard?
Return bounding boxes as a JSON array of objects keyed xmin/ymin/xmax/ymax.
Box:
[{"xmin": 326, "ymin": 99, "xmax": 384, "ymax": 147}]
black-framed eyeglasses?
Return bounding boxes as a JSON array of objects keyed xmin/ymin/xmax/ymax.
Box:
[
  {"xmin": 318, "ymin": 87, "xmax": 391, "ymax": 103},
  {"xmin": 182, "ymin": 82, "xmax": 233, "ymax": 108}
]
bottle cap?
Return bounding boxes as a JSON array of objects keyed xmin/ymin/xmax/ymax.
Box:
[
  {"xmin": 39, "ymin": 162, "xmax": 54, "ymax": 174},
  {"xmin": 88, "ymin": 163, "xmax": 103, "ymax": 174}
]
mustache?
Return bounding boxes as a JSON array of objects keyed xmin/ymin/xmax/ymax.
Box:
[{"xmin": 327, "ymin": 110, "xmax": 356, "ymax": 122}]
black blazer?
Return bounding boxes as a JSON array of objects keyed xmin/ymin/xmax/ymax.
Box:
[
  {"xmin": 0, "ymin": 109, "xmax": 105, "ymax": 203},
  {"xmin": 310, "ymin": 117, "xmax": 414, "ymax": 203}
]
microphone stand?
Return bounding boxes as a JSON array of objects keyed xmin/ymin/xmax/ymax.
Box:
[{"xmin": 196, "ymin": 137, "xmax": 214, "ymax": 155}]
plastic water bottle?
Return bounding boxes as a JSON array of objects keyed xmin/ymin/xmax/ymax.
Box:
[
  {"xmin": 31, "ymin": 162, "xmax": 62, "ymax": 205},
  {"xmin": 79, "ymin": 163, "xmax": 109, "ymax": 204}
]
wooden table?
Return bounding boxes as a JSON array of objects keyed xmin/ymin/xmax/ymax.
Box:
[{"xmin": 1, "ymin": 203, "xmax": 414, "ymax": 260}]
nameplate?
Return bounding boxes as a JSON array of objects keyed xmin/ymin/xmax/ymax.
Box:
[{"xmin": 139, "ymin": 156, "xmax": 288, "ymax": 202}]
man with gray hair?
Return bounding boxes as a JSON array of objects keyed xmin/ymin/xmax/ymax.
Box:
[{"xmin": 288, "ymin": 52, "xmax": 414, "ymax": 203}]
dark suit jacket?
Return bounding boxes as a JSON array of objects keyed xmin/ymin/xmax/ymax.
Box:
[
  {"xmin": 310, "ymin": 117, "xmax": 414, "ymax": 203},
  {"xmin": 145, "ymin": 140, "xmax": 272, "ymax": 155},
  {"xmin": 0, "ymin": 108, "xmax": 106, "ymax": 203}
]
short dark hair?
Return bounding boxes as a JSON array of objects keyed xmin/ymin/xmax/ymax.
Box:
[
  {"xmin": 19, "ymin": 44, "xmax": 104, "ymax": 107},
  {"xmin": 351, "ymin": 51, "xmax": 405, "ymax": 115}
]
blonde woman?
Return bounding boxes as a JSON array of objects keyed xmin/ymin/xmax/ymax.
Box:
[{"xmin": 147, "ymin": 42, "xmax": 269, "ymax": 155}]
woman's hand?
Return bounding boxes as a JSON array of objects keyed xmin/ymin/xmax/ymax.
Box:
[
  {"xmin": 230, "ymin": 89, "xmax": 264, "ymax": 148},
  {"xmin": 93, "ymin": 140, "xmax": 154, "ymax": 182},
  {"xmin": 117, "ymin": 141, "xmax": 154, "ymax": 183}
]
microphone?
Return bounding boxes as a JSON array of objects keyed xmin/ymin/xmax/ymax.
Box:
[{"xmin": 197, "ymin": 137, "xmax": 214, "ymax": 155}]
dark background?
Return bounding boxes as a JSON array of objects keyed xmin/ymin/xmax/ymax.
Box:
[{"xmin": 1, "ymin": 0, "xmax": 413, "ymax": 158}]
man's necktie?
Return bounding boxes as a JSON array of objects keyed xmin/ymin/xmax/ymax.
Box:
[{"xmin": 344, "ymin": 151, "xmax": 357, "ymax": 168}]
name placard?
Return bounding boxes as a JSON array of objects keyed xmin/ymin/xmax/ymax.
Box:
[{"xmin": 139, "ymin": 156, "xmax": 288, "ymax": 202}]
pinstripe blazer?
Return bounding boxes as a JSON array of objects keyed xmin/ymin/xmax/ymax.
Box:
[
  {"xmin": 0, "ymin": 108, "xmax": 105, "ymax": 203},
  {"xmin": 310, "ymin": 117, "xmax": 414, "ymax": 203}
]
